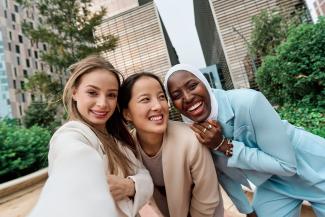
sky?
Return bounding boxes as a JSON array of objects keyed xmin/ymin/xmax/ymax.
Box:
[{"xmin": 154, "ymin": 0, "xmax": 206, "ymax": 68}]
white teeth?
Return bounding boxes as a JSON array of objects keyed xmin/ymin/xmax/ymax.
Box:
[
  {"xmin": 150, "ymin": 115, "xmax": 163, "ymax": 121},
  {"xmin": 187, "ymin": 102, "xmax": 202, "ymax": 112}
]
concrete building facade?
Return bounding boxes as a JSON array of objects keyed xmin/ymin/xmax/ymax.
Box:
[
  {"xmin": 94, "ymin": 0, "xmax": 180, "ymax": 120},
  {"xmin": 94, "ymin": 1, "xmax": 178, "ymax": 81},
  {"xmin": 194, "ymin": 0, "xmax": 308, "ymax": 89},
  {"xmin": 0, "ymin": 0, "xmax": 48, "ymax": 119}
]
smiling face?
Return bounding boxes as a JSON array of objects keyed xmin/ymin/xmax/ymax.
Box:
[
  {"xmin": 123, "ymin": 76, "xmax": 169, "ymax": 136},
  {"xmin": 72, "ymin": 69, "xmax": 119, "ymax": 131},
  {"xmin": 167, "ymin": 70, "xmax": 211, "ymax": 122}
]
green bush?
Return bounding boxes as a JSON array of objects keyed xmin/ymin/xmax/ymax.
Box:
[
  {"xmin": 277, "ymin": 104, "xmax": 325, "ymax": 138},
  {"xmin": 23, "ymin": 101, "xmax": 60, "ymax": 131},
  {"xmin": 257, "ymin": 17, "xmax": 325, "ymax": 108},
  {"xmin": 0, "ymin": 120, "xmax": 51, "ymax": 183}
]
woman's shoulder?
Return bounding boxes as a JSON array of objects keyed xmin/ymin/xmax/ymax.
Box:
[
  {"xmin": 50, "ymin": 120, "xmax": 100, "ymax": 151},
  {"xmin": 166, "ymin": 120, "xmax": 199, "ymax": 145},
  {"xmin": 214, "ymin": 88, "xmax": 262, "ymax": 110}
]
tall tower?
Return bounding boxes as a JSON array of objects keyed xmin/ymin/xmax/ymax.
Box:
[
  {"xmin": 0, "ymin": 0, "xmax": 48, "ymax": 118},
  {"xmin": 93, "ymin": 0, "xmax": 179, "ymax": 81},
  {"xmin": 194, "ymin": 0, "xmax": 308, "ymax": 89}
]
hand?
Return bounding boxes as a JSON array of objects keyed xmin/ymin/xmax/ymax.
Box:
[
  {"xmin": 107, "ymin": 175, "xmax": 135, "ymax": 201},
  {"xmin": 247, "ymin": 211, "xmax": 258, "ymax": 217},
  {"xmin": 190, "ymin": 120, "xmax": 223, "ymax": 149}
]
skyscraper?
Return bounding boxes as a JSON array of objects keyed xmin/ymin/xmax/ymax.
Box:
[
  {"xmin": 93, "ymin": 0, "xmax": 179, "ymax": 81},
  {"xmin": 194, "ymin": 0, "xmax": 308, "ymax": 89},
  {"xmin": 0, "ymin": 0, "xmax": 49, "ymax": 118}
]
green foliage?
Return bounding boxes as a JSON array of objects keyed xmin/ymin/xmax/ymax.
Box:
[
  {"xmin": 257, "ymin": 17, "xmax": 325, "ymax": 108},
  {"xmin": 18, "ymin": 0, "xmax": 118, "ymax": 101},
  {"xmin": 251, "ymin": 10, "xmax": 288, "ymax": 58},
  {"xmin": 25, "ymin": 71, "xmax": 62, "ymax": 102},
  {"xmin": 0, "ymin": 120, "xmax": 51, "ymax": 183},
  {"xmin": 23, "ymin": 101, "xmax": 60, "ymax": 131},
  {"xmin": 277, "ymin": 104, "xmax": 325, "ymax": 138}
]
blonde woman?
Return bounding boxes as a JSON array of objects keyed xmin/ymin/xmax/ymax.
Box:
[{"xmin": 28, "ymin": 56, "xmax": 153, "ymax": 217}]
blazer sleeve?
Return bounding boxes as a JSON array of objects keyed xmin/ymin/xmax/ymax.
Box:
[
  {"xmin": 28, "ymin": 126, "xmax": 117, "ymax": 217},
  {"xmin": 189, "ymin": 139, "xmax": 220, "ymax": 217},
  {"xmin": 218, "ymin": 171, "xmax": 253, "ymax": 214},
  {"xmin": 227, "ymin": 92, "xmax": 297, "ymax": 176},
  {"xmin": 127, "ymin": 156, "xmax": 154, "ymax": 216}
]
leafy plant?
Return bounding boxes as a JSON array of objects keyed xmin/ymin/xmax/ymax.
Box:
[
  {"xmin": 0, "ymin": 120, "xmax": 51, "ymax": 183},
  {"xmin": 257, "ymin": 17, "xmax": 325, "ymax": 108},
  {"xmin": 23, "ymin": 101, "xmax": 60, "ymax": 131},
  {"xmin": 277, "ymin": 104, "xmax": 325, "ymax": 137}
]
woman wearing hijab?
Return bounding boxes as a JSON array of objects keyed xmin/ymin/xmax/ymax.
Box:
[{"xmin": 164, "ymin": 64, "xmax": 325, "ymax": 217}]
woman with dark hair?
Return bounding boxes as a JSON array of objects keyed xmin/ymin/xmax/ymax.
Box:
[
  {"xmin": 118, "ymin": 72, "xmax": 223, "ymax": 217},
  {"xmin": 164, "ymin": 64, "xmax": 325, "ymax": 217},
  {"xmin": 28, "ymin": 56, "xmax": 153, "ymax": 217}
]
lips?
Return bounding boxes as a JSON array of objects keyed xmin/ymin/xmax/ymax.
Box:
[
  {"xmin": 149, "ymin": 114, "xmax": 163, "ymax": 121},
  {"xmin": 184, "ymin": 100, "xmax": 205, "ymax": 117},
  {"xmin": 91, "ymin": 110, "xmax": 108, "ymax": 118},
  {"xmin": 187, "ymin": 101, "xmax": 203, "ymax": 112}
]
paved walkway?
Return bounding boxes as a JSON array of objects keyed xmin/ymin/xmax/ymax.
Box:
[{"xmin": 0, "ymin": 185, "xmax": 316, "ymax": 217}]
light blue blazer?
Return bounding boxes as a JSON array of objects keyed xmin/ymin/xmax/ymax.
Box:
[{"xmin": 211, "ymin": 89, "xmax": 325, "ymax": 214}]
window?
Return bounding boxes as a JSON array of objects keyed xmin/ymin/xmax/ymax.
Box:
[
  {"xmin": 43, "ymin": 44, "xmax": 47, "ymax": 51},
  {"xmin": 28, "ymin": 49, "xmax": 31, "ymax": 56},
  {"xmin": 15, "ymin": 45, "xmax": 20, "ymax": 53},
  {"xmin": 16, "ymin": 56, "xmax": 20, "ymax": 65},
  {"xmin": 20, "ymin": 81, "xmax": 25, "ymax": 90},
  {"xmin": 8, "ymin": 42, "xmax": 11, "ymax": 51},
  {"xmin": 26, "ymin": 59, "xmax": 30, "ymax": 67},
  {"xmin": 22, "ymin": 93, "xmax": 25, "ymax": 102},
  {"xmin": 23, "ymin": 69, "xmax": 28, "ymax": 78},
  {"xmin": 19, "ymin": 105, "xmax": 22, "ymax": 116},
  {"xmin": 13, "ymin": 80, "xmax": 16, "ymax": 89},
  {"xmin": 18, "ymin": 35, "xmax": 23, "ymax": 43},
  {"xmin": 9, "ymin": 31, "xmax": 12, "ymax": 40},
  {"xmin": 35, "ymin": 61, "xmax": 38, "ymax": 69},
  {"xmin": 14, "ymin": 67, "xmax": 17, "ymax": 77},
  {"xmin": 34, "ymin": 50, "xmax": 38, "ymax": 59},
  {"xmin": 14, "ymin": 5, "xmax": 19, "ymax": 13},
  {"xmin": 11, "ymin": 13, "xmax": 16, "ymax": 22},
  {"xmin": 41, "ymin": 63, "xmax": 44, "ymax": 70},
  {"xmin": 31, "ymin": 94, "xmax": 35, "ymax": 101},
  {"xmin": 4, "ymin": 10, "xmax": 7, "ymax": 18}
]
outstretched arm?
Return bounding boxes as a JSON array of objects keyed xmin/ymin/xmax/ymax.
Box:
[{"xmin": 29, "ymin": 127, "xmax": 117, "ymax": 217}]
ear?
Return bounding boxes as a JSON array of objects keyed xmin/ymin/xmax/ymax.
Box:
[
  {"xmin": 122, "ymin": 108, "xmax": 132, "ymax": 122},
  {"xmin": 71, "ymin": 87, "xmax": 77, "ymax": 101}
]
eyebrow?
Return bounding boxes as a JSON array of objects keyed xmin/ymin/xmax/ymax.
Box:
[
  {"xmin": 85, "ymin": 85, "xmax": 118, "ymax": 91},
  {"xmin": 170, "ymin": 79, "xmax": 196, "ymax": 92}
]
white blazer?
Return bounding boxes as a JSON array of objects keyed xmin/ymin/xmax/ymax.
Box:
[{"xmin": 28, "ymin": 121, "xmax": 153, "ymax": 217}]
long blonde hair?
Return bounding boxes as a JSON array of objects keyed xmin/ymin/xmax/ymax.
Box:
[{"xmin": 63, "ymin": 55, "xmax": 137, "ymax": 177}]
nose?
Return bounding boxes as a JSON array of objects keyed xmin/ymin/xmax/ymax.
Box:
[
  {"xmin": 183, "ymin": 90, "xmax": 194, "ymax": 104},
  {"xmin": 151, "ymin": 98, "xmax": 163, "ymax": 111},
  {"xmin": 96, "ymin": 95, "xmax": 108, "ymax": 108}
]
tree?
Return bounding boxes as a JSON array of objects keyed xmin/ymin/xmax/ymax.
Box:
[
  {"xmin": 256, "ymin": 18, "xmax": 325, "ymax": 108},
  {"xmin": 17, "ymin": 0, "xmax": 118, "ymax": 101},
  {"xmin": 250, "ymin": 10, "xmax": 288, "ymax": 59},
  {"xmin": 23, "ymin": 101, "xmax": 59, "ymax": 130}
]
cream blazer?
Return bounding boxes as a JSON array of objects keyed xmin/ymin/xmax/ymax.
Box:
[
  {"xmin": 28, "ymin": 121, "xmax": 153, "ymax": 217},
  {"xmin": 133, "ymin": 121, "xmax": 220, "ymax": 217}
]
